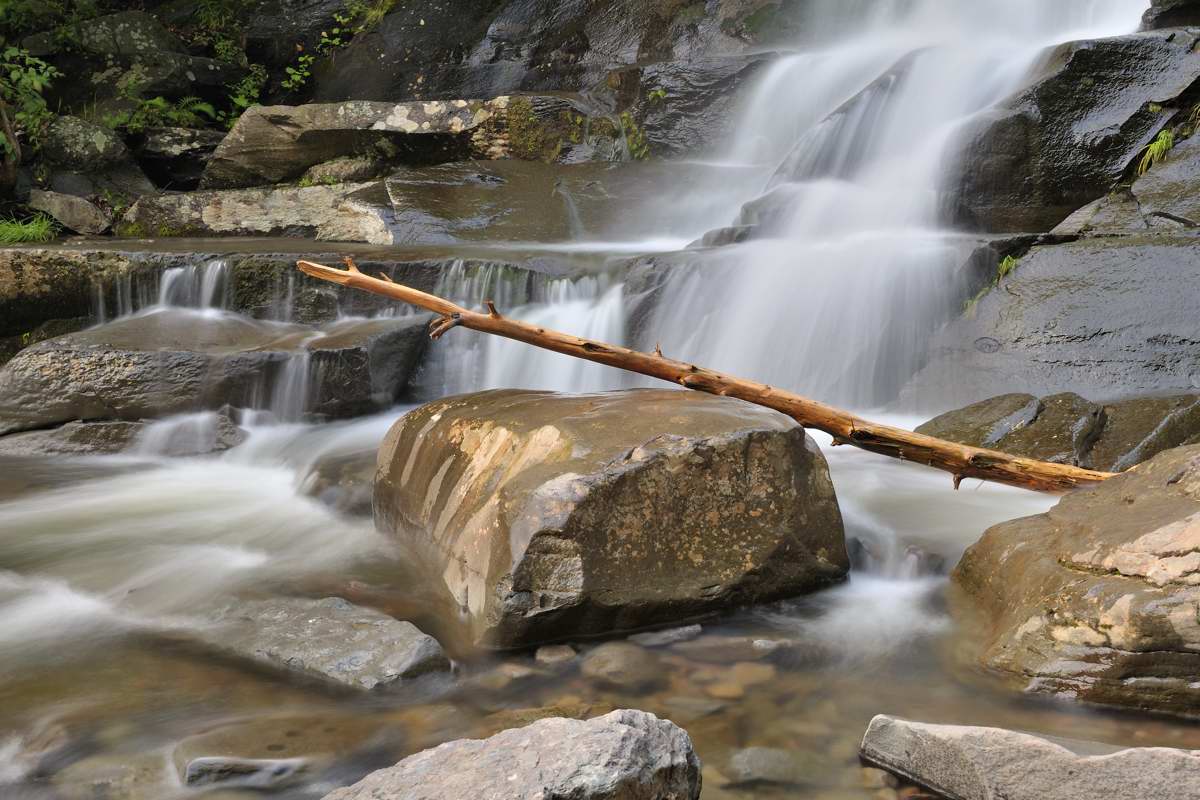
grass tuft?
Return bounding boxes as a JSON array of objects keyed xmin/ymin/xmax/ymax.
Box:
[
  {"xmin": 0, "ymin": 213, "xmax": 59, "ymax": 244},
  {"xmin": 1137, "ymin": 128, "xmax": 1174, "ymax": 176}
]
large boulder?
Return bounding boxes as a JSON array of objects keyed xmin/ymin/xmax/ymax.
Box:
[
  {"xmin": 321, "ymin": 709, "xmax": 701, "ymax": 800},
  {"xmin": 952, "ymin": 30, "xmax": 1200, "ymax": 232},
  {"xmin": 951, "ymin": 444, "xmax": 1200, "ymax": 714},
  {"xmin": 27, "ymin": 189, "xmax": 111, "ymax": 235},
  {"xmin": 860, "ymin": 715, "xmax": 1200, "ymax": 800},
  {"xmin": 65, "ymin": 10, "xmax": 187, "ymax": 58},
  {"xmin": 918, "ymin": 392, "xmax": 1200, "ymax": 472},
  {"xmin": 376, "ymin": 389, "xmax": 847, "ymax": 649},
  {"xmin": 199, "ymin": 97, "xmax": 606, "ymax": 190},
  {"xmin": 907, "ymin": 236, "xmax": 1200, "ymax": 406},
  {"xmin": 41, "ymin": 116, "xmax": 131, "ymax": 172}
]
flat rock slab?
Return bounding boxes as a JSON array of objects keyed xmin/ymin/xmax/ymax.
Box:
[
  {"xmin": 200, "ymin": 597, "xmax": 450, "ymax": 691},
  {"xmin": 860, "ymin": 715, "xmax": 1200, "ymax": 800},
  {"xmin": 321, "ymin": 709, "xmax": 700, "ymax": 800}
]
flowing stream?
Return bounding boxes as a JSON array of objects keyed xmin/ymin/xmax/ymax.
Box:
[{"xmin": 5, "ymin": 1, "xmax": 1199, "ymax": 798}]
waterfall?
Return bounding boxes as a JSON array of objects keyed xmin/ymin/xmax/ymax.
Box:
[
  {"xmin": 630, "ymin": 0, "xmax": 1149, "ymax": 408},
  {"xmin": 157, "ymin": 259, "xmax": 231, "ymax": 310}
]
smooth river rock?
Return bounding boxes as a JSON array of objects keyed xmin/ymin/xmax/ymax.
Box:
[
  {"xmin": 951, "ymin": 444, "xmax": 1200, "ymax": 714},
  {"xmin": 200, "ymin": 597, "xmax": 449, "ymax": 692},
  {"xmin": 375, "ymin": 389, "xmax": 847, "ymax": 648},
  {"xmin": 860, "ymin": 715, "xmax": 1200, "ymax": 800},
  {"xmin": 321, "ymin": 709, "xmax": 701, "ymax": 800}
]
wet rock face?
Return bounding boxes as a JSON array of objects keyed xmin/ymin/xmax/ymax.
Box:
[
  {"xmin": 321, "ymin": 709, "xmax": 701, "ymax": 800},
  {"xmin": 860, "ymin": 715, "xmax": 1200, "ymax": 800},
  {"xmin": 950, "ymin": 444, "xmax": 1200, "ymax": 715},
  {"xmin": 375, "ymin": 389, "xmax": 848, "ymax": 649},
  {"xmin": 919, "ymin": 393, "xmax": 1200, "ymax": 472},
  {"xmin": 1143, "ymin": 0, "xmax": 1200, "ymax": 29},
  {"xmin": 951, "ymin": 30, "xmax": 1200, "ymax": 232},
  {"xmin": 307, "ymin": 316, "xmax": 431, "ymax": 418},
  {"xmin": 907, "ymin": 236, "xmax": 1200, "ymax": 405}
]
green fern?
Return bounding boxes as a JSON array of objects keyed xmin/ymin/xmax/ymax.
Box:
[{"xmin": 1137, "ymin": 129, "xmax": 1174, "ymax": 176}]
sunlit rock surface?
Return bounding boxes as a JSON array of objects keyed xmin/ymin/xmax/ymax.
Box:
[
  {"xmin": 951, "ymin": 444, "xmax": 1200, "ymax": 714},
  {"xmin": 375, "ymin": 389, "xmax": 847, "ymax": 649},
  {"xmin": 321, "ymin": 709, "xmax": 701, "ymax": 800},
  {"xmin": 860, "ymin": 715, "xmax": 1200, "ymax": 800}
]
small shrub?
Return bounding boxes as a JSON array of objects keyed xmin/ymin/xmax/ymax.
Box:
[
  {"xmin": 0, "ymin": 213, "xmax": 58, "ymax": 244},
  {"xmin": 1137, "ymin": 128, "xmax": 1174, "ymax": 176},
  {"xmin": 221, "ymin": 63, "xmax": 267, "ymax": 126},
  {"xmin": 646, "ymin": 88, "xmax": 668, "ymax": 106},
  {"xmin": 105, "ymin": 95, "xmax": 217, "ymax": 133},
  {"xmin": 620, "ymin": 111, "xmax": 650, "ymax": 160},
  {"xmin": 282, "ymin": 51, "xmax": 316, "ymax": 91}
]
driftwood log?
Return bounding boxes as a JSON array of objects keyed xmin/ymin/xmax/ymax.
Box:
[{"xmin": 298, "ymin": 258, "xmax": 1115, "ymax": 494}]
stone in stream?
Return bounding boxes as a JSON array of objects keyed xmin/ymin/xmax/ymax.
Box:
[
  {"xmin": 534, "ymin": 643, "xmax": 578, "ymax": 666},
  {"xmin": 198, "ymin": 597, "xmax": 450, "ymax": 692},
  {"xmin": 950, "ymin": 29, "xmax": 1200, "ymax": 232},
  {"xmin": 580, "ymin": 642, "xmax": 664, "ymax": 692},
  {"xmin": 374, "ymin": 389, "xmax": 847, "ymax": 649},
  {"xmin": 859, "ymin": 715, "xmax": 1200, "ymax": 800},
  {"xmin": 725, "ymin": 747, "xmax": 825, "ymax": 787},
  {"xmin": 0, "ymin": 421, "xmax": 144, "ymax": 457},
  {"xmin": 182, "ymin": 756, "xmax": 307, "ymax": 789},
  {"xmin": 916, "ymin": 392, "xmax": 1200, "ymax": 472},
  {"xmin": 320, "ymin": 709, "xmax": 700, "ymax": 800},
  {"xmin": 0, "ymin": 312, "xmax": 430, "ymax": 435},
  {"xmin": 950, "ymin": 444, "xmax": 1200, "ymax": 714},
  {"xmin": 301, "ymin": 449, "xmax": 377, "ymax": 516},
  {"xmin": 629, "ymin": 624, "xmax": 704, "ymax": 648}
]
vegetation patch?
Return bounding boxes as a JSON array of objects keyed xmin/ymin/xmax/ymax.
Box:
[
  {"xmin": 964, "ymin": 255, "xmax": 1019, "ymax": 315},
  {"xmin": 1137, "ymin": 128, "xmax": 1175, "ymax": 176},
  {"xmin": 0, "ymin": 212, "xmax": 59, "ymax": 244}
]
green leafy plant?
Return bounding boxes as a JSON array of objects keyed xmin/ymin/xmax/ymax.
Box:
[
  {"xmin": 1137, "ymin": 128, "xmax": 1174, "ymax": 176},
  {"xmin": 0, "ymin": 212, "xmax": 58, "ymax": 244},
  {"xmin": 221, "ymin": 63, "xmax": 267, "ymax": 126},
  {"xmin": 282, "ymin": 51, "xmax": 316, "ymax": 91},
  {"xmin": 105, "ymin": 96, "xmax": 217, "ymax": 133},
  {"xmin": 318, "ymin": 12, "xmax": 356, "ymax": 52},
  {"xmin": 646, "ymin": 88, "xmax": 668, "ymax": 105},
  {"xmin": 620, "ymin": 111, "xmax": 650, "ymax": 160},
  {"xmin": 0, "ymin": 46, "xmax": 60, "ymax": 186}
]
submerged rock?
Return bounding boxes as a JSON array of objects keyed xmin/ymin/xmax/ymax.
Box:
[
  {"xmin": 860, "ymin": 715, "xmax": 1200, "ymax": 800},
  {"xmin": 580, "ymin": 642, "xmax": 664, "ymax": 692},
  {"xmin": 917, "ymin": 392, "xmax": 1200, "ymax": 471},
  {"xmin": 321, "ymin": 709, "xmax": 700, "ymax": 800},
  {"xmin": 375, "ymin": 389, "xmax": 847, "ymax": 648},
  {"xmin": 200, "ymin": 596, "xmax": 450, "ymax": 692},
  {"xmin": 182, "ymin": 756, "xmax": 307, "ymax": 789},
  {"xmin": 952, "ymin": 30, "xmax": 1200, "ymax": 232},
  {"xmin": 0, "ymin": 421, "xmax": 143, "ymax": 457},
  {"xmin": 951, "ymin": 444, "xmax": 1200, "ymax": 714}
]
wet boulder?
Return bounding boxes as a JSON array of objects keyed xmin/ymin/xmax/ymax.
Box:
[
  {"xmin": 0, "ymin": 421, "xmax": 143, "ymax": 457},
  {"xmin": 952, "ymin": 30, "xmax": 1200, "ymax": 232},
  {"xmin": 42, "ymin": 116, "xmax": 131, "ymax": 172},
  {"xmin": 860, "ymin": 715, "xmax": 1200, "ymax": 800},
  {"xmin": 199, "ymin": 596, "xmax": 450, "ymax": 692},
  {"xmin": 907, "ymin": 235, "xmax": 1200, "ymax": 405},
  {"xmin": 950, "ymin": 444, "xmax": 1200, "ymax": 715},
  {"xmin": 306, "ymin": 316, "xmax": 431, "ymax": 418},
  {"xmin": 1055, "ymin": 132, "xmax": 1200, "ymax": 234},
  {"xmin": 375, "ymin": 389, "xmax": 847, "ymax": 649},
  {"xmin": 1143, "ymin": 0, "xmax": 1200, "ymax": 29},
  {"xmin": 321, "ymin": 709, "xmax": 700, "ymax": 800}
]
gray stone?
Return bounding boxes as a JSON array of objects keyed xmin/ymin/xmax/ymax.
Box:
[
  {"xmin": 300, "ymin": 157, "xmax": 387, "ymax": 186},
  {"xmin": 0, "ymin": 421, "xmax": 142, "ymax": 457},
  {"xmin": 320, "ymin": 709, "xmax": 701, "ymax": 800},
  {"xmin": 534, "ymin": 644, "xmax": 577, "ymax": 666},
  {"xmin": 27, "ymin": 189, "xmax": 111, "ymax": 235},
  {"xmin": 907, "ymin": 236, "xmax": 1200, "ymax": 405},
  {"xmin": 118, "ymin": 182, "xmax": 395, "ymax": 243},
  {"xmin": 725, "ymin": 747, "xmax": 812, "ymax": 787},
  {"xmin": 952, "ymin": 31, "xmax": 1200, "ymax": 232},
  {"xmin": 306, "ymin": 316, "xmax": 431, "ymax": 417},
  {"xmin": 951, "ymin": 444, "xmax": 1200, "ymax": 714},
  {"xmin": 42, "ymin": 116, "xmax": 130, "ymax": 171},
  {"xmin": 990, "ymin": 392, "xmax": 1104, "ymax": 466},
  {"xmin": 629, "ymin": 624, "xmax": 703, "ymax": 648},
  {"xmin": 73, "ymin": 11, "xmax": 187, "ymax": 57},
  {"xmin": 300, "ymin": 449, "xmax": 376, "ymax": 516},
  {"xmin": 375, "ymin": 389, "xmax": 847, "ymax": 648},
  {"xmin": 1143, "ymin": 0, "xmax": 1200, "ymax": 28},
  {"xmin": 183, "ymin": 757, "xmax": 307, "ymax": 789},
  {"xmin": 580, "ymin": 642, "xmax": 663, "ymax": 692},
  {"xmin": 860, "ymin": 715, "xmax": 1200, "ymax": 800},
  {"xmin": 202, "ymin": 597, "xmax": 449, "ymax": 691}
]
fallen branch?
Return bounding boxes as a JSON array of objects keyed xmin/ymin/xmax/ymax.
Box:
[{"xmin": 298, "ymin": 258, "xmax": 1115, "ymax": 493}]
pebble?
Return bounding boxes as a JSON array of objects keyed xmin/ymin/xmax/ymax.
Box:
[
  {"xmin": 534, "ymin": 644, "xmax": 577, "ymax": 666},
  {"xmin": 628, "ymin": 624, "xmax": 703, "ymax": 647}
]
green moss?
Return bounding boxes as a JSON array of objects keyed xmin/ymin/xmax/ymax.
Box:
[{"xmin": 506, "ymin": 97, "xmax": 566, "ymax": 163}]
